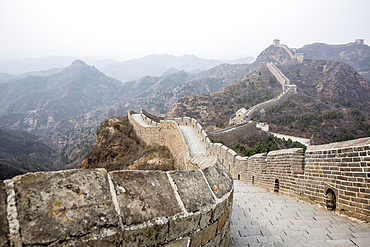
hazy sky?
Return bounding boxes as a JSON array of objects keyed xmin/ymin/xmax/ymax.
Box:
[{"xmin": 0, "ymin": 0, "xmax": 369, "ymax": 61}]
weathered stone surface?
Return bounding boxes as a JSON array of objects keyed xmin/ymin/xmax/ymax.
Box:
[
  {"xmin": 48, "ymin": 228, "xmax": 121, "ymax": 247},
  {"xmin": 109, "ymin": 170, "xmax": 182, "ymax": 225},
  {"xmin": 0, "ymin": 182, "xmax": 9, "ymax": 247},
  {"xmin": 168, "ymin": 213, "xmax": 200, "ymax": 241},
  {"xmin": 199, "ymin": 209, "xmax": 213, "ymax": 229},
  {"xmin": 189, "ymin": 221, "xmax": 218, "ymax": 247},
  {"xmin": 169, "ymin": 169, "xmax": 215, "ymax": 212},
  {"xmin": 13, "ymin": 169, "xmax": 118, "ymax": 246},
  {"xmin": 214, "ymin": 160, "xmax": 233, "ymax": 189},
  {"xmin": 163, "ymin": 237, "xmax": 190, "ymax": 247},
  {"xmin": 203, "ymin": 161, "xmax": 232, "ymax": 198},
  {"xmin": 123, "ymin": 221, "xmax": 168, "ymax": 246}
]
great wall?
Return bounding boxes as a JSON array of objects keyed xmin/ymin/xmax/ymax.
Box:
[{"xmin": 1, "ymin": 40, "xmax": 369, "ymax": 246}]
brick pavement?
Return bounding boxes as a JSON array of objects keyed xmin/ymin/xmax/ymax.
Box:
[
  {"xmin": 178, "ymin": 125, "xmax": 206, "ymax": 157},
  {"xmin": 230, "ymin": 180, "xmax": 370, "ymax": 247}
]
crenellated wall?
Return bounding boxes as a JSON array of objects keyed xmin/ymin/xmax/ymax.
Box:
[
  {"xmin": 134, "ymin": 109, "xmax": 370, "ymax": 223},
  {"xmin": 207, "ymin": 121, "xmax": 258, "ymax": 146},
  {"xmin": 2, "ymin": 109, "xmax": 369, "ymax": 246},
  {"xmin": 267, "ymin": 62, "xmax": 290, "ymax": 87},
  {"xmin": 128, "ymin": 110, "xmax": 191, "ymax": 170},
  {"xmin": 211, "ymin": 135, "xmax": 370, "ymax": 223},
  {"xmin": 1, "ymin": 159, "xmax": 234, "ymax": 246},
  {"xmin": 0, "ymin": 110, "xmax": 235, "ymax": 246}
]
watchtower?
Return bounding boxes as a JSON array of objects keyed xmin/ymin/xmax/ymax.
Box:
[
  {"xmin": 294, "ymin": 53, "xmax": 305, "ymax": 63},
  {"xmin": 273, "ymin": 39, "xmax": 280, "ymax": 46},
  {"xmin": 355, "ymin": 39, "xmax": 364, "ymax": 45}
]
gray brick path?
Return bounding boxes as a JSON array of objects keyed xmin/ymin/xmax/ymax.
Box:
[
  {"xmin": 231, "ymin": 180, "xmax": 370, "ymax": 247},
  {"xmin": 131, "ymin": 113, "xmax": 149, "ymax": 127},
  {"xmin": 178, "ymin": 125, "xmax": 206, "ymax": 157}
]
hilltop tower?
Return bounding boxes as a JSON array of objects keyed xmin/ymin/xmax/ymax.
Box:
[
  {"xmin": 273, "ymin": 39, "xmax": 280, "ymax": 46},
  {"xmin": 355, "ymin": 39, "xmax": 364, "ymax": 45},
  {"xmin": 294, "ymin": 53, "xmax": 305, "ymax": 63}
]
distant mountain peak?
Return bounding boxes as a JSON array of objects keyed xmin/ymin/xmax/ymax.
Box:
[{"xmin": 70, "ymin": 60, "xmax": 87, "ymax": 67}]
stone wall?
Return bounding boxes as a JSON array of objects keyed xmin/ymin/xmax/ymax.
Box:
[
  {"xmin": 276, "ymin": 44, "xmax": 295, "ymax": 59},
  {"xmin": 1, "ymin": 110, "xmax": 234, "ymax": 246},
  {"xmin": 141, "ymin": 108, "xmax": 164, "ymax": 123},
  {"xmin": 128, "ymin": 110, "xmax": 191, "ymax": 170},
  {"xmin": 133, "ymin": 109, "xmax": 370, "ymax": 223},
  {"xmin": 229, "ymin": 137, "xmax": 370, "ymax": 222},
  {"xmin": 1, "ymin": 157, "xmax": 234, "ymax": 246},
  {"xmin": 266, "ymin": 62, "xmax": 290, "ymax": 87},
  {"xmin": 207, "ymin": 121, "xmax": 258, "ymax": 146}
]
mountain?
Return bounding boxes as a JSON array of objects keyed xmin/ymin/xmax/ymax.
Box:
[
  {"xmin": 166, "ymin": 66, "xmax": 282, "ymax": 127},
  {"xmin": 297, "ymin": 41, "xmax": 370, "ymax": 82},
  {"xmin": 166, "ymin": 46, "xmax": 370, "ymax": 145},
  {"xmin": 0, "ymin": 68, "xmax": 64, "ymax": 82},
  {"xmin": 0, "ymin": 127, "xmax": 57, "ymax": 180},
  {"xmin": 0, "ymin": 54, "xmax": 255, "ymax": 83},
  {"xmin": 93, "ymin": 54, "xmax": 254, "ymax": 82},
  {"xmin": 0, "ymin": 55, "xmax": 75, "ymax": 75},
  {"xmin": 0, "ymin": 60, "xmax": 124, "ymax": 130},
  {"xmin": 0, "ymin": 58, "xmax": 254, "ymax": 169}
]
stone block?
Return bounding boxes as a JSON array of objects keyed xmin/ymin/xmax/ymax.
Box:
[
  {"xmin": 123, "ymin": 221, "xmax": 168, "ymax": 246},
  {"xmin": 202, "ymin": 162, "xmax": 232, "ymax": 199},
  {"xmin": 168, "ymin": 213, "xmax": 200, "ymax": 241},
  {"xmin": 0, "ymin": 182, "xmax": 9, "ymax": 247},
  {"xmin": 13, "ymin": 169, "xmax": 118, "ymax": 246},
  {"xmin": 189, "ymin": 221, "xmax": 218, "ymax": 247},
  {"xmin": 199, "ymin": 209, "xmax": 213, "ymax": 229},
  {"xmin": 213, "ymin": 199, "xmax": 228, "ymax": 221},
  {"xmin": 217, "ymin": 208, "xmax": 230, "ymax": 232},
  {"xmin": 169, "ymin": 170, "xmax": 215, "ymax": 212},
  {"xmin": 203, "ymin": 232, "xmax": 222, "ymax": 247},
  {"xmin": 109, "ymin": 170, "xmax": 182, "ymax": 226},
  {"xmin": 48, "ymin": 228, "xmax": 122, "ymax": 247},
  {"xmin": 163, "ymin": 237, "xmax": 190, "ymax": 247}
]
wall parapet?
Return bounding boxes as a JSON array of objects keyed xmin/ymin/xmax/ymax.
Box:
[
  {"xmin": 1, "ymin": 157, "xmax": 233, "ymax": 246},
  {"xmin": 137, "ymin": 109, "xmax": 370, "ymax": 222},
  {"xmin": 129, "ymin": 110, "xmax": 191, "ymax": 170},
  {"xmin": 240, "ymin": 137, "xmax": 370, "ymax": 222}
]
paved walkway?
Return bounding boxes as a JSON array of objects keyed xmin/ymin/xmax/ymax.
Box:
[
  {"xmin": 231, "ymin": 180, "xmax": 370, "ymax": 247},
  {"xmin": 131, "ymin": 114, "xmax": 149, "ymax": 127},
  {"xmin": 178, "ymin": 125, "xmax": 206, "ymax": 157}
]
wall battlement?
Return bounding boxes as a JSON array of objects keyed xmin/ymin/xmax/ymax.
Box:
[
  {"xmin": 140, "ymin": 109, "xmax": 370, "ymax": 223},
  {"xmin": 0, "ymin": 111, "xmax": 234, "ymax": 246},
  {"xmin": 229, "ymin": 61, "xmax": 296, "ymax": 125},
  {"xmin": 2, "ymin": 109, "xmax": 369, "ymax": 246}
]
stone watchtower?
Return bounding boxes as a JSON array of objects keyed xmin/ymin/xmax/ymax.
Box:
[
  {"xmin": 294, "ymin": 53, "xmax": 305, "ymax": 63},
  {"xmin": 355, "ymin": 39, "xmax": 364, "ymax": 45},
  {"xmin": 273, "ymin": 39, "xmax": 280, "ymax": 46}
]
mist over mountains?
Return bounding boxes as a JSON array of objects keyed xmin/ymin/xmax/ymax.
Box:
[
  {"xmin": 0, "ymin": 54, "xmax": 255, "ymax": 82},
  {"xmin": 0, "ymin": 39, "xmax": 369, "ymax": 179}
]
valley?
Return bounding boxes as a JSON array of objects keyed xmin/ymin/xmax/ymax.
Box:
[{"xmin": 1, "ymin": 39, "xmax": 370, "ymax": 179}]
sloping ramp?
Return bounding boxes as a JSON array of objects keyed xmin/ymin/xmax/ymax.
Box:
[
  {"xmin": 178, "ymin": 125, "xmax": 206, "ymax": 157},
  {"xmin": 131, "ymin": 114, "xmax": 149, "ymax": 127}
]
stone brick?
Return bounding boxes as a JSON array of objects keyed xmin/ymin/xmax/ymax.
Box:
[
  {"xmin": 169, "ymin": 170, "xmax": 215, "ymax": 213},
  {"xmin": 217, "ymin": 208, "xmax": 230, "ymax": 232},
  {"xmin": 123, "ymin": 221, "xmax": 168, "ymax": 246},
  {"xmin": 13, "ymin": 169, "xmax": 119, "ymax": 246},
  {"xmin": 213, "ymin": 199, "xmax": 228, "ymax": 221},
  {"xmin": 168, "ymin": 213, "xmax": 200, "ymax": 241},
  {"xmin": 202, "ymin": 161, "xmax": 232, "ymax": 198},
  {"xmin": 189, "ymin": 221, "xmax": 218, "ymax": 247},
  {"xmin": 199, "ymin": 209, "xmax": 213, "ymax": 229},
  {"xmin": 109, "ymin": 170, "xmax": 182, "ymax": 226},
  {"xmin": 163, "ymin": 237, "xmax": 190, "ymax": 247},
  {"xmin": 203, "ymin": 232, "xmax": 222, "ymax": 247}
]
